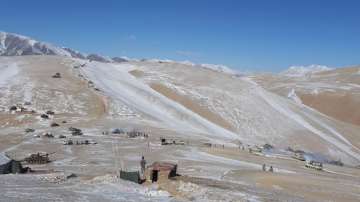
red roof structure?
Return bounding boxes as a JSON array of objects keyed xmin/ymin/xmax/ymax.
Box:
[{"xmin": 148, "ymin": 161, "xmax": 177, "ymax": 171}]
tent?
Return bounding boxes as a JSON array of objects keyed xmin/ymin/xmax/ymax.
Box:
[
  {"xmin": 0, "ymin": 153, "xmax": 12, "ymax": 174},
  {"xmin": 119, "ymin": 170, "xmax": 141, "ymax": 184},
  {"xmin": 0, "ymin": 153, "xmax": 24, "ymax": 174}
]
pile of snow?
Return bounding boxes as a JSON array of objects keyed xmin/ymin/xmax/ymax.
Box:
[
  {"xmin": 281, "ymin": 65, "xmax": 332, "ymax": 77},
  {"xmin": 86, "ymin": 175, "xmax": 171, "ymax": 199},
  {"xmin": 287, "ymin": 88, "xmax": 302, "ymax": 105}
]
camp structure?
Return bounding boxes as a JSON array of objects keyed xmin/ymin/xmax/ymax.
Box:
[
  {"xmin": 69, "ymin": 127, "xmax": 83, "ymax": 136},
  {"xmin": 292, "ymin": 151, "xmax": 306, "ymax": 161},
  {"xmin": 160, "ymin": 137, "xmax": 185, "ymax": 145},
  {"xmin": 0, "ymin": 153, "xmax": 12, "ymax": 174},
  {"xmin": 145, "ymin": 161, "xmax": 178, "ymax": 183},
  {"xmin": 0, "ymin": 153, "xmax": 25, "ymax": 174},
  {"xmin": 305, "ymin": 160, "xmax": 323, "ymax": 171},
  {"xmin": 22, "ymin": 152, "xmax": 52, "ymax": 164},
  {"xmin": 119, "ymin": 170, "xmax": 142, "ymax": 184},
  {"xmin": 248, "ymin": 145, "xmax": 262, "ymax": 155},
  {"xmin": 52, "ymin": 72, "xmax": 61, "ymax": 78}
]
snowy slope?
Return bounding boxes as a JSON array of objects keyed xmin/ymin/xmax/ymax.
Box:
[
  {"xmin": 0, "ymin": 59, "xmax": 19, "ymax": 87},
  {"xmin": 81, "ymin": 61, "xmax": 239, "ymax": 140},
  {"xmin": 125, "ymin": 61, "xmax": 360, "ymax": 163}
]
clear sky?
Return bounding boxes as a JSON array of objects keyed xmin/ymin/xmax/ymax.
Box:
[{"xmin": 1, "ymin": 0, "xmax": 360, "ymax": 72}]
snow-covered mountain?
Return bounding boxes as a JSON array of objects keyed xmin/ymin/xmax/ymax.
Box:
[
  {"xmin": 0, "ymin": 31, "xmax": 72, "ymax": 57},
  {"xmin": 198, "ymin": 63, "xmax": 239, "ymax": 75},
  {"xmin": 112, "ymin": 56, "xmax": 128, "ymax": 63},
  {"xmin": 281, "ymin": 65, "xmax": 332, "ymax": 77},
  {"xmin": 0, "ymin": 32, "xmax": 133, "ymax": 64},
  {"xmin": 62, "ymin": 47, "xmax": 87, "ymax": 59},
  {"xmin": 86, "ymin": 54, "xmax": 113, "ymax": 63},
  {"xmin": 0, "ymin": 31, "xmax": 238, "ymax": 73}
]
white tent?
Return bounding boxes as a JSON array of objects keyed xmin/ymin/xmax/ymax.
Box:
[{"xmin": 0, "ymin": 152, "xmax": 12, "ymax": 174}]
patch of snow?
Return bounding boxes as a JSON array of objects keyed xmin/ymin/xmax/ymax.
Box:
[
  {"xmin": 23, "ymin": 82, "xmax": 34, "ymax": 103},
  {"xmin": 356, "ymin": 68, "xmax": 360, "ymax": 75},
  {"xmin": 199, "ymin": 63, "xmax": 237, "ymax": 75},
  {"xmin": 0, "ymin": 152, "xmax": 11, "ymax": 165},
  {"xmin": 178, "ymin": 60, "xmax": 195, "ymax": 66},
  {"xmin": 347, "ymin": 83, "xmax": 360, "ymax": 88},
  {"xmin": 146, "ymin": 58, "xmax": 175, "ymax": 63},
  {"xmin": 0, "ymin": 32, "xmax": 6, "ymax": 52},
  {"xmin": 181, "ymin": 148, "xmax": 261, "ymax": 169},
  {"xmin": 143, "ymin": 58, "xmax": 239, "ymax": 75},
  {"xmin": 287, "ymin": 89, "xmax": 302, "ymax": 105},
  {"xmin": 311, "ymin": 89, "xmax": 319, "ymax": 95},
  {"xmin": 0, "ymin": 62, "xmax": 19, "ymax": 87},
  {"xmin": 281, "ymin": 65, "xmax": 332, "ymax": 77}
]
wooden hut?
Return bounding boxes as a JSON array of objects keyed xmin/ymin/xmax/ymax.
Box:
[{"xmin": 146, "ymin": 161, "xmax": 177, "ymax": 183}]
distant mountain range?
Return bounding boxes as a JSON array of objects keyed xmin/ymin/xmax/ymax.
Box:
[
  {"xmin": 0, "ymin": 31, "xmax": 341, "ymax": 77},
  {"xmin": 0, "ymin": 31, "xmax": 245, "ymax": 75},
  {"xmin": 280, "ymin": 65, "xmax": 332, "ymax": 77},
  {"xmin": 0, "ymin": 31, "xmax": 127, "ymax": 63}
]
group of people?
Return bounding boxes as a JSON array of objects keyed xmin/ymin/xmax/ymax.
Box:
[{"xmin": 262, "ymin": 164, "xmax": 274, "ymax": 172}]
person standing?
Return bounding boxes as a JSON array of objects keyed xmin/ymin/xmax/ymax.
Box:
[{"xmin": 140, "ymin": 156, "xmax": 146, "ymax": 175}]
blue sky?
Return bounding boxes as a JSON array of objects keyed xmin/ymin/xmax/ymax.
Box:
[{"xmin": 1, "ymin": 0, "xmax": 360, "ymax": 72}]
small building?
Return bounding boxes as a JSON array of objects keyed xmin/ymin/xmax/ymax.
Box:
[
  {"xmin": 119, "ymin": 161, "xmax": 179, "ymax": 184},
  {"xmin": 146, "ymin": 161, "xmax": 177, "ymax": 183}
]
